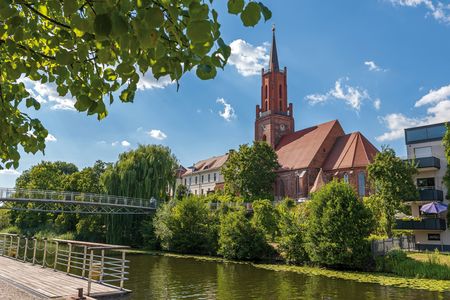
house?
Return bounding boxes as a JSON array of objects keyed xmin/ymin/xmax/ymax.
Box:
[
  {"xmin": 181, "ymin": 154, "xmax": 228, "ymax": 196},
  {"xmin": 395, "ymin": 122, "xmax": 449, "ymax": 251},
  {"xmin": 254, "ymin": 28, "xmax": 379, "ymax": 200}
]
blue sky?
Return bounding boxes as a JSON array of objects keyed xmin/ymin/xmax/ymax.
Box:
[{"xmin": 2, "ymin": 0, "xmax": 450, "ymax": 187}]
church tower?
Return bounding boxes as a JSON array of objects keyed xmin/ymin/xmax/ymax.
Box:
[{"xmin": 255, "ymin": 27, "xmax": 294, "ymax": 148}]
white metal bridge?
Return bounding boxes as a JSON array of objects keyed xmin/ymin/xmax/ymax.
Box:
[{"xmin": 0, "ymin": 188, "xmax": 157, "ymax": 214}]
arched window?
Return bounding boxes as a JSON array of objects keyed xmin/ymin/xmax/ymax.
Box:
[
  {"xmin": 262, "ymin": 135, "xmax": 267, "ymax": 142},
  {"xmin": 265, "ymin": 100, "xmax": 268, "ymax": 110},
  {"xmin": 358, "ymin": 172, "xmax": 366, "ymax": 196},
  {"xmin": 265, "ymin": 84, "xmax": 268, "ymax": 99},
  {"xmin": 279, "ymin": 100, "xmax": 282, "ymax": 111},
  {"xmin": 279, "ymin": 85, "xmax": 282, "ymax": 98},
  {"xmin": 343, "ymin": 173, "xmax": 349, "ymax": 184}
]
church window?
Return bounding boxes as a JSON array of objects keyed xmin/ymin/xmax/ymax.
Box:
[
  {"xmin": 343, "ymin": 173, "xmax": 349, "ymax": 184},
  {"xmin": 358, "ymin": 172, "xmax": 366, "ymax": 196},
  {"xmin": 262, "ymin": 135, "xmax": 267, "ymax": 142},
  {"xmin": 265, "ymin": 84, "xmax": 268, "ymax": 99},
  {"xmin": 279, "ymin": 100, "xmax": 282, "ymax": 111},
  {"xmin": 265, "ymin": 100, "xmax": 268, "ymax": 110},
  {"xmin": 279, "ymin": 85, "xmax": 282, "ymax": 98}
]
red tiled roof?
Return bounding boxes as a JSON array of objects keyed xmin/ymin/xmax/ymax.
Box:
[
  {"xmin": 322, "ymin": 131, "xmax": 379, "ymax": 171},
  {"xmin": 182, "ymin": 153, "xmax": 229, "ymax": 176},
  {"xmin": 276, "ymin": 120, "xmax": 344, "ymax": 170}
]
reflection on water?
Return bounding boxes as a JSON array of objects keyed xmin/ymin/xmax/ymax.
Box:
[{"xmin": 125, "ymin": 254, "xmax": 447, "ymax": 300}]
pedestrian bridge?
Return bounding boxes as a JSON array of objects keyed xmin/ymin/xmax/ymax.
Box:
[{"xmin": 0, "ymin": 187, "xmax": 157, "ymax": 214}]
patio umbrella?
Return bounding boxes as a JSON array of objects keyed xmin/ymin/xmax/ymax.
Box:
[{"xmin": 420, "ymin": 202, "xmax": 448, "ymax": 214}]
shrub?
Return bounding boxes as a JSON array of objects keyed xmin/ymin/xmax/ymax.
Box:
[
  {"xmin": 154, "ymin": 197, "xmax": 218, "ymax": 255},
  {"xmin": 306, "ymin": 180, "xmax": 374, "ymax": 270},
  {"xmin": 252, "ymin": 199, "xmax": 279, "ymax": 241},
  {"xmin": 218, "ymin": 209, "xmax": 272, "ymax": 260}
]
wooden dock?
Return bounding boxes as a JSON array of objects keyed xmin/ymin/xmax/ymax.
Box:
[{"xmin": 0, "ymin": 256, "xmax": 128, "ymax": 299}]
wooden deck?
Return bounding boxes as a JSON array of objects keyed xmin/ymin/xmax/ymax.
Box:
[{"xmin": 0, "ymin": 256, "xmax": 128, "ymax": 299}]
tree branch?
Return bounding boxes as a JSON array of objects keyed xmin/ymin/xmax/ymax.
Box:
[{"xmin": 23, "ymin": 4, "xmax": 71, "ymax": 29}]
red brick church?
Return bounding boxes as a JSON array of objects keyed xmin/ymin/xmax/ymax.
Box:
[{"xmin": 255, "ymin": 29, "xmax": 379, "ymax": 200}]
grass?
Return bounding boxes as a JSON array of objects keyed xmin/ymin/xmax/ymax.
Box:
[
  {"xmin": 125, "ymin": 249, "xmax": 450, "ymax": 293},
  {"xmin": 408, "ymin": 251, "xmax": 450, "ymax": 267}
]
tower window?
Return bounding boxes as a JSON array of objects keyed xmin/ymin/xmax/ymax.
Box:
[
  {"xmin": 279, "ymin": 100, "xmax": 282, "ymax": 111},
  {"xmin": 262, "ymin": 135, "xmax": 267, "ymax": 142},
  {"xmin": 265, "ymin": 84, "xmax": 268, "ymax": 99},
  {"xmin": 279, "ymin": 85, "xmax": 282, "ymax": 98},
  {"xmin": 265, "ymin": 100, "xmax": 268, "ymax": 110}
]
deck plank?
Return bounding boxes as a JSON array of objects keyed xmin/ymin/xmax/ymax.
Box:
[{"xmin": 0, "ymin": 256, "xmax": 127, "ymax": 299}]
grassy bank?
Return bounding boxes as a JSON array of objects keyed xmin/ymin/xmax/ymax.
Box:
[{"xmin": 126, "ymin": 249, "xmax": 450, "ymax": 293}]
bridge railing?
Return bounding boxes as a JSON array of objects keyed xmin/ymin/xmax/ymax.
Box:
[
  {"xmin": 0, "ymin": 233, "xmax": 130, "ymax": 296},
  {"xmin": 0, "ymin": 187, "xmax": 157, "ymax": 209}
]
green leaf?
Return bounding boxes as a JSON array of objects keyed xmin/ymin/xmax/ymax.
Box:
[
  {"xmin": 57, "ymin": 85, "xmax": 68, "ymax": 96},
  {"xmin": 104, "ymin": 68, "xmax": 117, "ymax": 81},
  {"xmin": 258, "ymin": 2, "xmax": 272, "ymax": 21},
  {"xmin": 145, "ymin": 7, "xmax": 164, "ymax": 28},
  {"xmin": 63, "ymin": 0, "xmax": 78, "ymax": 16},
  {"xmin": 196, "ymin": 63, "xmax": 217, "ymax": 80},
  {"xmin": 240, "ymin": 2, "xmax": 261, "ymax": 27},
  {"xmin": 74, "ymin": 95, "xmax": 93, "ymax": 112},
  {"xmin": 228, "ymin": 0, "xmax": 244, "ymax": 15},
  {"xmin": 187, "ymin": 20, "xmax": 212, "ymax": 43},
  {"xmin": 94, "ymin": 14, "xmax": 112, "ymax": 37},
  {"xmin": 119, "ymin": 88, "xmax": 135, "ymax": 102},
  {"xmin": 189, "ymin": 2, "xmax": 209, "ymax": 20},
  {"xmin": 55, "ymin": 50, "xmax": 74, "ymax": 65},
  {"xmin": 111, "ymin": 13, "xmax": 129, "ymax": 37}
]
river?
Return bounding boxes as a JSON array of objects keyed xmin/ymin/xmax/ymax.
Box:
[{"xmin": 124, "ymin": 254, "xmax": 447, "ymax": 300}]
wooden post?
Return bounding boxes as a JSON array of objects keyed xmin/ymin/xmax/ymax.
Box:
[
  {"xmin": 82, "ymin": 245, "xmax": 87, "ymax": 278},
  {"xmin": 16, "ymin": 236, "xmax": 20, "ymax": 260},
  {"xmin": 54, "ymin": 241, "xmax": 59, "ymax": 270},
  {"xmin": 100, "ymin": 249, "xmax": 105, "ymax": 282},
  {"xmin": 42, "ymin": 240, "xmax": 47, "ymax": 268},
  {"xmin": 87, "ymin": 250, "xmax": 94, "ymax": 296},
  {"xmin": 23, "ymin": 238, "xmax": 28, "ymax": 262},
  {"xmin": 32, "ymin": 238, "xmax": 37, "ymax": 265},
  {"xmin": 2, "ymin": 234, "xmax": 6, "ymax": 256},
  {"xmin": 120, "ymin": 251, "xmax": 126, "ymax": 290},
  {"xmin": 67, "ymin": 243, "xmax": 72, "ymax": 274}
]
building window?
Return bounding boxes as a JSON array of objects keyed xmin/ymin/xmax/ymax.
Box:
[
  {"xmin": 265, "ymin": 84, "xmax": 268, "ymax": 99},
  {"xmin": 279, "ymin": 180, "xmax": 285, "ymax": 198},
  {"xmin": 195, "ymin": 176, "xmax": 198, "ymax": 184},
  {"xmin": 428, "ymin": 233, "xmax": 440, "ymax": 241},
  {"xmin": 358, "ymin": 172, "xmax": 365, "ymax": 196},
  {"xmin": 184, "ymin": 178, "xmax": 186, "ymax": 185},
  {"xmin": 343, "ymin": 173, "xmax": 349, "ymax": 184},
  {"xmin": 201, "ymin": 189, "xmax": 204, "ymax": 195},
  {"xmin": 194, "ymin": 190, "xmax": 197, "ymax": 195},
  {"xmin": 265, "ymin": 100, "xmax": 268, "ymax": 110},
  {"xmin": 417, "ymin": 178, "xmax": 435, "ymax": 190},
  {"xmin": 414, "ymin": 146, "xmax": 432, "ymax": 158},
  {"xmin": 201, "ymin": 175, "xmax": 204, "ymax": 183},
  {"xmin": 279, "ymin": 85, "xmax": 282, "ymax": 98},
  {"xmin": 296, "ymin": 176, "xmax": 301, "ymax": 196},
  {"xmin": 189, "ymin": 177, "xmax": 192, "ymax": 185},
  {"xmin": 279, "ymin": 100, "xmax": 282, "ymax": 111},
  {"xmin": 208, "ymin": 174, "xmax": 211, "ymax": 182}
]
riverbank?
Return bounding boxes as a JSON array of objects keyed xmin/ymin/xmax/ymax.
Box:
[{"xmin": 126, "ymin": 249, "xmax": 450, "ymax": 293}]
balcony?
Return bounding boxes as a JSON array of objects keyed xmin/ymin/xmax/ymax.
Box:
[
  {"xmin": 419, "ymin": 189, "xmax": 444, "ymax": 201},
  {"xmin": 406, "ymin": 157, "xmax": 440, "ymax": 170},
  {"xmin": 395, "ymin": 218, "xmax": 447, "ymax": 231}
]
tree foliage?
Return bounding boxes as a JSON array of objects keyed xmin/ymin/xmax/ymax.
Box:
[
  {"xmin": 0, "ymin": 0, "xmax": 271, "ymax": 169},
  {"xmin": 367, "ymin": 146, "xmax": 418, "ymax": 237},
  {"xmin": 154, "ymin": 197, "xmax": 218, "ymax": 254},
  {"xmin": 218, "ymin": 209, "xmax": 271, "ymax": 260},
  {"xmin": 222, "ymin": 142, "xmax": 279, "ymax": 200},
  {"xmin": 306, "ymin": 180, "xmax": 373, "ymax": 269},
  {"xmin": 251, "ymin": 199, "xmax": 278, "ymax": 241}
]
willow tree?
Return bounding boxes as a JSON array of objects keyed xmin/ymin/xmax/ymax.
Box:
[
  {"xmin": 1, "ymin": 0, "xmax": 271, "ymax": 170},
  {"xmin": 101, "ymin": 144, "xmax": 178, "ymax": 245}
]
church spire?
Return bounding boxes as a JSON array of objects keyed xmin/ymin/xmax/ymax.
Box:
[{"xmin": 269, "ymin": 25, "xmax": 279, "ymax": 72}]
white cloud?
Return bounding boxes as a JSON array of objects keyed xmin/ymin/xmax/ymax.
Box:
[
  {"xmin": 45, "ymin": 134, "xmax": 57, "ymax": 142},
  {"xmin": 147, "ymin": 129, "xmax": 167, "ymax": 140},
  {"xmin": 112, "ymin": 140, "xmax": 131, "ymax": 147},
  {"xmin": 389, "ymin": 0, "xmax": 450, "ymax": 23},
  {"xmin": 0, "ymin": 169, "xmax": 21, "ymax": 176},
  {"xmin": 374, "ymin": 98, "xmax": 382, "ymax": 110},
  {"xmin": 19, "ymin": 78, "xmax": 76, "ymax": 111},
  {"xmin": 137, "ymin": 71, "xmax": 174, "ymax": 90},
  {"xmin": 364, "ymin": 61, "xmax": 387, "ymax": 72},
  {"xmin": 377, "ymin": 84, "xmax": 450, "ymax": 142},
  {"xmin": 305, "ymin": 78, "xmax": 371, "ymax": 111},
  {"xmin": 216, "ymin": 98, "xmax": 236, "ymax": 121},
  {"xmin": 228, "ymin": 39, "xmax": 270, "ymax": 76}
]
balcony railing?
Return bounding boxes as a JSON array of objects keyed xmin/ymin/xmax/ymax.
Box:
[
  {"xmin": 395, "ymin": 218, "xmax": 446, "ymax": 231},
  {"xmin": 406, "ymin": 157, "xmax": 440, "ymax": 170},
  {"xmin": 419, "ymin": 189, "xmax": 444, "ymax": 201}
]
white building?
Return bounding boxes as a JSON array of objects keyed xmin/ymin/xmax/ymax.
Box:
[
  {"xmin": 396, "ymin": 122, "xmax": 449, "ymax": 251},
  {"xmin": 181, "ymin": 154, "xmax": 228, "ymax": 196}
]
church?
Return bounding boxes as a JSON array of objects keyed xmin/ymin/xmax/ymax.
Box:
[{"xmin": 181, "ymin": 29, "xmax": 379, "ymax": 200}]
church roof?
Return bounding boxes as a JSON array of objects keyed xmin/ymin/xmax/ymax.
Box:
[
  {"xmin": 322, "ymin": 131, "xmax": 379, "ymax": 171},
  {"xmin": 276, "ymin": 120, "xmax": 344, "ymax": 170},
  {"xmin": 182, "ymin": 153, "xmax": 228, "ymax": 176},
  {"xmin": 269, "ymin": 27, "xmax": 279, "ymax": 72}
]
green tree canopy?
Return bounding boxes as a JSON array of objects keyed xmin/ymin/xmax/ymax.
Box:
[
  {"xmin": 0, "ymin": 0, "xmax": 270, "ymax": 170},
  {"xmin": 222, "ymin": 142, "xmax": 279, "ymax": 200},
  {"xmin": 367, "ymin": 146, "xmax": 418, "ymax": 237},
  {"xmin": 251, "ymin": 199, "xmax": 278, "ymax": 241},
  {"xmin": 306, "ymin": 180, "xmax": 373, "ymax": 270}
]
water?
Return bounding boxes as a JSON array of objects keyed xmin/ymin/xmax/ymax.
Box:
[{"xmin": 125, "ymin": 254, "xmax": 447, "ymax": 300}]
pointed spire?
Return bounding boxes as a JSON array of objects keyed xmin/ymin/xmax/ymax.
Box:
[{"xmin": 270, "ymin": 25, "xmax": 279, "ymax": 72}]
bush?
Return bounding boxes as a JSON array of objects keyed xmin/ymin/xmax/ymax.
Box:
[
  {"xmin": 154, "ymin": 197, "xmax": 218, "ymax": 255},
  {"xmin": 252, "ymin": 199, "xmax": 279, "ymax": 241},
  {"xmin": 306, "ymin": 180, "xmax": 373, "ymax": 270},
  {"xmin": 218, "ymin": 209, "xmax": 272, "ymax": 260},
  {"xmin": 277, "ymin": 203, "xmax": 309, "ymax": 265}
]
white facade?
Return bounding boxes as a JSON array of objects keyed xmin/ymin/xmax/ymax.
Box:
[{"xmin": 183, "ymin": 170, "xmax": 225, "ymax": 196}]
